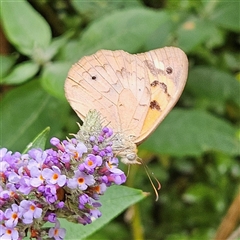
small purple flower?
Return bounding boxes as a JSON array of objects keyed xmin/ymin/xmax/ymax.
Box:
[
  {"xmin": 0, "ymin": 189, "xmax": 10, "ymax": 201},
  {"xmin": 59, "ymin": 152, "xmax": 71, "ymax": 164},
  {"xmin": 101, "ymin": 127, "xmax": 113, "ymax": 138},
  {"xmin": 105, "ymin": 146, "xmax": 112, "ymax": 154},
  {"xmin": 18, "ymin": 176, "xmax": 32, "ymax": 194},
  {"xmin": 0, "ymin": 224, "xmax": 19, "ymax": 240},
  {"xmin": 89, "ymin": 136, "xmax": 95, "ymax": 142},
  {"xmin": 50, "ymin": 137, "xmax": 66, "ymax": 153},
  {"xmin": 28, "ymin": 148, "xmax": 47, "ymax": 167},
  {"xmin": 109, "ymin": 173, "xmax": 126, "ymax": 185},
  {"xmin": 80, "ymin": 154, "xmax": 102, "ymax": 173},
  {"xmin": 56, "ymin": 201, "xmax": 64, "ymax": 209},
  {"xmin": 75, "ymin": 142, "xmax": 88, "ymax": 157},
  {"xmin": 46, "ymin": 213, "xmax": 57, "ymax": 223},
  {"xmin": 77, "ymin": 215, "xmax": 92, "ymax": 225},
  {"xmin": 8, "ymin": 172, "xmax": 21, "ymax": 184},
  {"xmin": 98, "ymin": 136, "xmax": 104, "ymax": 143},
  {"xmin": 19, "ymin": 200, "xmax": 42, "ymax": 224},
  {"xmin": 65, "ymin": 142, "xmax": 87, "ymax": 160},
  {"xmin": 67, "ymin": 170, "xmax": 95, "ymax": 190},
  {"xmin": 78, "ymin": 194, "xmax": 90, "ymax": 209},
  {"xmin": 102, "ymin": 127, "xmax": 109, "ymax": 134},
  {"xmin": 0, "ymin": 148, "xmax": 8, "ymax": 159},
  {"xmin": 90, "ymin": 208, "xmax": 102, "ymax": 219},
  {"xmin": 50, "ymin": 137, "xmax": 60, "ymax": 146},
  {"xmin": 48, "ymin": 220, "xmax": 66, "ymax": 240},
  {"xmin": 4, "ymin": 204, "xmax": 21, "ymax": 228},
  {"xmin": 106, "ymin": 157, "xmax": 123, "ymax": 174},
  {"xmin": 43, "ymin": 184, "xmax": 57, "ymax": 204},
  {"xmin": 0, "ymin": 161, "xmax": 9, "ymax": 176},
  {"xmin": 92, "ymin": 145, "xmax": 99, "ymax": 154},
  {"xmin": 42, "ymin": 166, "xmax": 66, "ymax": 187},
  {"xmin": 29, "ymin": 166, "xmax": 44, "ymax": 187},
  {"xmin": 99, "ymin": 150, "xmax": 106, "ymax": 157},
  {"xmin": 92, "ymin": 201, "xmax": 101, "ymax": 208},
  {"xmin": 45, "ymin": 149, "xmax": 59, "ymax": 165}
]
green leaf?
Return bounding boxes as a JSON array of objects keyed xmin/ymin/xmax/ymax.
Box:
[
  {"xmin": 140, "ymin": 109, "xmax": 239, "ymax": 157},
  {"xmin": 187, "ymin": 66, "xmax": 240, "ymax": 107},
  {"xmin": 60, "ymin": 185, "xmax": 146, "ymax": 240},
  {"xmin": 0, "ymin": 54, "xmax": 17, "ymax": 78},
  {"xmin": 1, "ymin": 0, "xmax": 51, "ymax": 56},
  {"xmin": 183, "ymin": 183, "xmax": 215, "ymax": 203},
  {"xmin": 210, "ymin": 1, "xmax": 240, "ymax": 32},
  {"xmin": 2, "ymin": 61, "xmax": 39, "ymax": 84},
  {"xmin": 0, "ymin": 81, "xmax": 69, "ymax": 152},
  {"xmin": 60, "ymin": 8, "xmax": 171, "ymax": 61},
  {"xmin": 40, "ymin": 62, "xmax": 72, "ymax": 100},
  {"xmin": 72, "ymin": 0, "xmax": 142, "ymax": 22},
  {"xmin": 40, "ymin": 31, "xmax": 74, "ymax": 62},
  {"xmin": 142, "ymin": 11, "xmax": 173, "ymax": 50},
  {"xmin": 22, "ymin": 127, "xmax": 50, "ymax": 154},
  {"xmin": 177, "ymin": 18, "xmax": 218, "ymax": 52}
]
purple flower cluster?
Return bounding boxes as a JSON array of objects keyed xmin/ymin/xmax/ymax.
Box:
[{"xmin": 0, "ymin": 126, "xmax": 126, "ymax": 240}]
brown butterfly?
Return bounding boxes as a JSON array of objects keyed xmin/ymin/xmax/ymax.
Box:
[{"xmin": 65, "ymin": 47, "xmax": 188, "ymax": 164}]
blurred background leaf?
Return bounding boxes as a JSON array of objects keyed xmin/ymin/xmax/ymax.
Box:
[
  {"xmin": 1, "ymin": 0, "xmax": 51, "ymax": 56},
  {"xmin": 0, "ymin": 80, "xmax": 69, "ymax": 152},
  {"xmin": 2, "ymin": 61, "xmax": 39, "ymax": 84},
  {"xmin": 141, "ymin": 109, "xmax": 239, "ymax": 157},
  {"xmin": 59, "ymin": 8, "xmax": 172, "ymax": 61}
]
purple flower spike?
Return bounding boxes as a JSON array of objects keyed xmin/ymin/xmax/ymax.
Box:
[{"xmin": 0, "ymin": 110, "xmax": 128, "ymax": 239}]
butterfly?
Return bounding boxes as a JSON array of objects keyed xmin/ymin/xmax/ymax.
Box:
[{"xmin": 65, "ymin": 47, "xmax": 188, "ymax": 164}]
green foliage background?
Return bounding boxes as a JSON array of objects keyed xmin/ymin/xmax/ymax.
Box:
[{"xmin": 0, "ymin": 0, "xmax": 239, "ymax": 239}]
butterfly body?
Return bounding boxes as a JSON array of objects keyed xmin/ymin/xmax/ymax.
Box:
[{"xmin": 65, "ymin": 47, "xmax": 188, "ymax": 164}]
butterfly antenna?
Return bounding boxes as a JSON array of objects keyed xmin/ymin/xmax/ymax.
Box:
[{"xmin": 141, "ymin": 159, "xmax": 161, "ymax": 201}]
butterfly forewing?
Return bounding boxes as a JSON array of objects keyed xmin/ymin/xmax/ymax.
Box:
[
  {"xmin": 65, "ymin": 50, "xmax": 152, "ymax": 137},
  {"xmin": 66, "ymin": 54, "xmax": 121, "ymax": 130}
]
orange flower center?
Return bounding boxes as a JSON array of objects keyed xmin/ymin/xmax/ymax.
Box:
[
  {"xmin": 12, "ymin": 212, "xmax": 18, "ymax": 219},
  {"xmin": 87, "ymin": 160, "xmax": 93, "ymax": 166},
  {"xmin": 107, "ymin": 161, "xmax": 112, "ymax": 169},
  {"xmin": 30, "ymin": 205, "xmax": 36, "ymax": 211},
  {"xmin": 74, "ymin": 151, "xmax": 79, "ymax": 159},
  {"xmin": 53, "ymin": 173, "xmax": 59, "ymax": 180},
  {"xmin": 54, "ymin": 229, "xmax": 59, "ymax": 236},
  {"xmin": 78, "ymin": 177, "xmax": 84, "ymax": 184}
]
